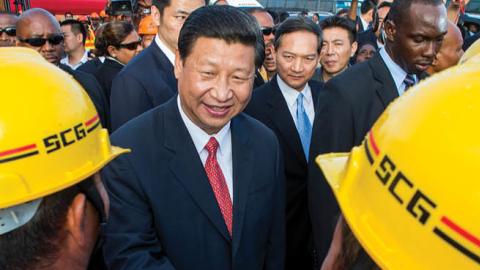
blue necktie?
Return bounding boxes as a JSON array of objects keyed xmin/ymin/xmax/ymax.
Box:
[
  {"xmin": 296, "ymin": 93, "xmax": 312, "ymax": 160},
  {"xmin": 404, "ymin": 74, "xmax": 416, "ymax": 91}
]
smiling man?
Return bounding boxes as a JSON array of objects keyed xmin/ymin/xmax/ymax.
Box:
[
  {"xmin": 308, "ymin": 0, "xmax": 448, "ymax": 264},
  {"xmin": 102, "ymin": 5, "xmax": 285, "ymax": 270}
]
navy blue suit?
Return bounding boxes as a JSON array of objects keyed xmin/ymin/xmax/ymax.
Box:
[
  {"xmin": 245, "ymin": 78, "xmax": 323, "ymax": 270},
  {"xmin": 102, "ymin": 98, "xmax": 286, "ymax": 270},
  {"xmin": 110, "ymin": 41, "xmax": 177, "ymax": 131}
]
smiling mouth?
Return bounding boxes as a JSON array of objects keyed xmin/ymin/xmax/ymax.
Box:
[{"xmin": 204, "ymin": 104, "xmax": 232, "ymax": 117}]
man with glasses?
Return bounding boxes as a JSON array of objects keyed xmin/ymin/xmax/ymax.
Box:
[
  {"xmin": 0, "ymin": 11, "xmax": 17, "ymax": 47},
  {"xmin": 248, "ymin": 8, "xmax": 277, "ymax": 88},
  {"xmin": 16, "ymin": 8, "xmax": 110, "ymax": 131}
]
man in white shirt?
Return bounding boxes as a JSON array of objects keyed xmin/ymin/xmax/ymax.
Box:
[
  {"xmin": 102, "ymin": 6, "xmax": 285, "ymax": 270},
  {"xmin": 110, "ymin": 0, "xmax": 206, "ymax": 131},
  {"xmin": 60, "ymin": 19, "xmax": 89, "ymax": 70},
  {"xmin": 245, "ymin": 16, "xmax": 323, "ymax": 270}
]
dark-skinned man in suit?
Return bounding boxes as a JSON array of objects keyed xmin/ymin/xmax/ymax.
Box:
[
  {"xmin": 110, "ymin": 0, "xmax": 206, "ymax": 131},
  {"xmin": 308, "ymin": 0, "xmax": 448, "ymax": 265},
  {"xmin": 245, "ymin": 17, "xmax": 322, "ymax": 270},
  {"xmin": 102, "ymin": 6, "xmax": 285, "ymax": 270}
]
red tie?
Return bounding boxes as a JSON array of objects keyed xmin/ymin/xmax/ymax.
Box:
[{"xmin": 204, "ymin": 137, "xmax": 233, "ymax": 237}]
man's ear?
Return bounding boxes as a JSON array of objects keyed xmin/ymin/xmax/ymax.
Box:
[
  {"xmin": 350, "ymin": 41, "xmax": 358, "ymax": 57},
  {"xmin": 150, "ymin": 5, "xmax": 161, "ymax": 28},
  {"xmin": 76, "ymin": 33, "xmax": 83, "ymax": 44},
  {"xmin": 174, "ymin": 49, "xmax": 183, "ymax": 79},
  {"xmin": 66, "ymin": 193, "xmax": 88, "ymax": 247},
  {"xmin": 384, "ymin": 19, "xmax": 396, "ymax": 43}
]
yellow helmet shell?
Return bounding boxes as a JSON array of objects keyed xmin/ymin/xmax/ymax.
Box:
[
  {"xmin": 316, "ymin": 61, "xmax": 480, "ymax": 269},
  {"xmin": 0, "ymin": 47, "xmax": 129, "ymax": 209},
  {"xmin": 460, "ymin": 38, "xmax": 480, "ymax": 64}
]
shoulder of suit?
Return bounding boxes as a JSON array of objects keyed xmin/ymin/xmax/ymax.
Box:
[{"xmin": 235, "ymin": 113, "xmax": 278, "ymax": 146}]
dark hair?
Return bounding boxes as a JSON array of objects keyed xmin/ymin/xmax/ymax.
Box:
[
  {"xmin": 266, "ymin": 9, "xmax": 279, "ymax": 24},
  {"xmin": 336, "ymin": 8, "xmax": 349, "ymax": 17},
  {"xmin": 361, "ymin": 0, "xmax": 376, "ymax": 15},
  {"xmin": 0, "ymin": 185, "xmax": 80, "ymax": 270},
  {"xmin": 95, "ymin": 21, "xmax": 135, "ymax": 57},
  {"xmin": 60, "ymin": 19, "xmax": 87, "ymax": 45},
  {"xmin": 388, "ymin": 0, "xmax": 443, "ymax": 25},
  {"xmin": 274, "ymin": 16, "xmax": 322, "ymax": 53},
  {"xmin": 320, "ymin": 15, "xmax": 357, "ymax": 44},
  {"xmin": 178, "ymin": 5, "xmax": 264, "ymax": 69},
  {"xmin": 152, "ymin": 0, "xmax": 209, "ymax": 15},
  {"xmin": 279, "ymin": 11, "xmax": 289, "ymax": 23},
  {"xmin": 378, "ymin": 1, "xmax": 393, "ymax": 10}
]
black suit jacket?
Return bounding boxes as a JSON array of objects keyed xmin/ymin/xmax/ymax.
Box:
[
  {"xmin": 245, "ymin": 78, "xmax": 323, "ymax": 270},
  {"xmin": 110, "ymin": 42, "xmax": 177, "ymax": 131},
  {"xmin": 102, "ymin": 98, "xmax": 285, "ymax": 270},
  {"xmin": 59, "ymin": 64, "xmax": 110, "ymax": 131},
  {"xmin": 307, "ymin": 53, "xmax": 428, "ymax": 264},
  {"xmin": 94, "ymin": 58, "xmax": 123, "ymax": 104},
  {"xmin": 253, "ymin": 69, "xmax": 266, "ymax": 89},
  {"xmin": 463, "ymin": 32, "xmax": 480, "ymax": 51}
]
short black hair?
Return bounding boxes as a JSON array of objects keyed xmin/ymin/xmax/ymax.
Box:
[
  {"xmin": 361, "ymin": 0, "xmax": 376, "ymax": 15},
  {"xmin": 274, "ymin": 16, "xmax": 322, "ymax": 53},
  {"xmin": 152, "ymin": 0, "xmax": 209, "ymax": 15},
  {"xmin": 378, "ymin": 1, "xmax": 393, "ymax": 10},
  {"xmin": 0, "ymin": 185, "xmax": 80, "ymax": 270},
  {"xmin": 388, "ymin": 0, "xmax": 443, "ymax": 25},
  {"xmin": 60, "ymin": 19, "xmax": 87, "ymax": 45},
  {"xmin": 178, "ymin": 5, "xmax": 264, "ymax": 69},
  {"xmin": 320, "ymin": 16, "xmax": 357, "ymax": 44},
  {"xmin": 279, "ymin": 11, "xmax": 289, "ymax": 23}
]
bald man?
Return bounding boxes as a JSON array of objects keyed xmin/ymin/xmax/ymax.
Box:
[
  {"xmin": 0, "ymin": 12, "xmax": 18, "ymax": 47},
  {"xmin": 16, "ymin": 8, "xmax": 109, "ymax": 130},
  {"xmin": 427, "ymin": 21, "xmax": 464, "ymax": 74}
]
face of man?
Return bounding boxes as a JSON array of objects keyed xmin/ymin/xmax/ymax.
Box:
[
  {"xmin": 251, "ymin": 10, "xmax": 276, "ymax": 73},
  {"xmin": 61, "ymin": 24, "xmax": 83, "ymax": 54},
  {"xmin": 375, "ymin": 6, "xmax": 391, "ymax": 37},
  {"xmin": 385, "ymin": 3, "xmax": 448, "ymax": 74},
  {"xmin": 356, "ymin": 43, "xmax": 376, "ymax": 63},
  {"xmin": 431, "ymin": 22, "xmax": 463, "ymax": 73},
  {"xmin": 276, "ymin": 31, "xmax": 319, "ymax": 91},
  {"xmin": 16, "ymin": 13, "xmax": 64, "ymax": 65},
  {"xmin": 320, "ymin": 27, "xmax": 357, "ymax": 78},
  {"xmin": 175, "ymin": 37, "xmax": 255, "ymax": 135},
  {"xmin": 0, "ymin": 14, "xmax": 17, "ymax": 47},
  {"xmin": 152, "ymin": 0, "xmax": 204, "ymax": 53}
]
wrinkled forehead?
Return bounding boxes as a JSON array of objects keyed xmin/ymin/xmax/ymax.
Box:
[
  {"xmin": 399, "ymin": 3, "xmax": 448, "ymax": 35},
  {"xmin": 0, "ymin": 14, "xmax": 17, "ymax": 27},
  {"xmin": 17, "ymin": 16, "xmax": 60, "ymax": 37}
]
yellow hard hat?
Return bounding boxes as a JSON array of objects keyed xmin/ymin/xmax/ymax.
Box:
[
  {"xmin": 460, "ymin": 38, "xmax": 480, "ymax": 64},
  {"xmin": 138, "ymin": 15, "xmax": 157, "ymax": 35},
  {"xmin": 316, "ymin": 61, "xmax": 480, "ymax": 269},
  {"xmin": 0, "ymin": 47, "xmax": 129, "ymax": 210}
]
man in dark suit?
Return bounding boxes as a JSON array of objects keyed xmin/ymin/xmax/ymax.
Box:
[
  {"xmin": 109, "ymin": 0, "xmax": 206, "ymax": 131},
  {"xmin": 15, "ymin": 8, "xmax": 109, "ymax": 130},
  {"xmin": 357, "ymin": 1, "xmax": 392, "ymax": 50},
  {"xmin": 245, "ymin": 17, "xmax": 321, "ymax": 270},
  {"xmin": 308, "ymin": 0, "xmax": 448, "ymax": 265},
  {"xmin": 102, "ymin": 6, "xmax": 285, "ymax": 270}
]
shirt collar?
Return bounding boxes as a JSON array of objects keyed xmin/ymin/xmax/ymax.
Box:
[
  {"xmin": 155, "ymin": 34, "xmax": 175, "ymax": 65},
  {"xmin": 360, "ymin": 16, "xmax": 369, "ymax": 30},
  {"xmin": 177, "ymin": 96, "xmax": 230, "ymax": 155},
  {"xmin": 379, "ymin": 47, "xmax": 417, "ymax": 90},
  {"xmin": 60, "ymin": 50, "xmax": 89, "ymax": 69},
  {"xmin": 276, "ymin": 75, "xmax": 313, "ymax": 107}
]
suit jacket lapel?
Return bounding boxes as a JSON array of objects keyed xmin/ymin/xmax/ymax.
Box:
[
  {"xmin": 163, "ymin": 99, "xmax": 231, "ymax": 241},
  {"xmin": 370, "ymin": 53, "xmax": 399, "ymax": 107},
  {"xmin": 230, "ymin": 115, "xmax": 254, "ymax": 256},
  {"xmin": 151, "ymin": 43, "xmax": 178, "ymax": 92},
  {"xmin": 266, "ymin": 78, "xmax": 307, "ymax": 164}
]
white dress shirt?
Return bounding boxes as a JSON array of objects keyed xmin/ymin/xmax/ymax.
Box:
[
  {"xmin": 277, "ymin": 76, "xmax": 315, "ymax": 126},
  {"xmin": 360, "ymin": 16, "xmax": 370, "ymax": 31},
  {"xmin": 60, "ymin": 50, "xmax": 89, "ymax": 70},
  {"xmin": 155, "ymin": 34, "xmax": 175, "ymax": 65},
  {"xmin": 177, "ymin": 96, "xmax": 233, "ymax": 201},
  {"xmin": 379, "ymin": 47, "xmax": 418, "ymax": 96}
]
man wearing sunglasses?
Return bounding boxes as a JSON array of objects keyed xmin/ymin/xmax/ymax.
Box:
[
  {"xmin": 0, "ymin": 12, "xmax": 18, "ymax": 47},
  {"xmin": 248, "ymin": 8, "xmax": 277, "ymax": 88},
  {"xmin": 16, "ymin": 8, "xmax": 110, "ymax": 131}
]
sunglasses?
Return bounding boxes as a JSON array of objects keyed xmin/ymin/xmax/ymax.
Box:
[
  {"xmin": 116, "ymin": 38, "xmax": 142, "ymax": 50},
  {"xmin": 0, "ymin": 27, "xmax": 16, "ymax": 37},
  {"xmin": 261, "ymin": 27, "xmax": 276, "ymax": 36},
  {"xmin": 17, "ymin": 34, "xmax": 64, "ymax": 47}
]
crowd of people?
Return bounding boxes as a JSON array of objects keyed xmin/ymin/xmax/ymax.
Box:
[{"xmin": 0, "ymin": 0, "xmax": 479, "ymax": 269}]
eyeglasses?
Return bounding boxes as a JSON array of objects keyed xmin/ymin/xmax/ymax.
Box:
[
  {"xmin": 116, "ymin": 38, "xmax": 142, "ymax": 50},
  {"xmin": 261, "ymin": 27, "xmax": 275, "ymax": 36},
  {"xmin": 0, "ymin": 27, "xmax": 16, "ymax": 37},
  {"xmin": 17, "ymin": 34, "xmax": 64, "ymax": 47}
]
